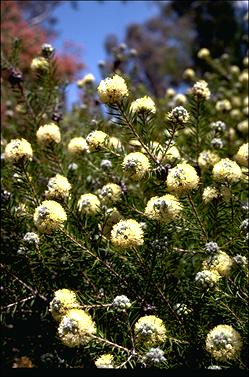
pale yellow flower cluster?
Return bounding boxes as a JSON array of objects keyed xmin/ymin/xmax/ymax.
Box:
[
  {"xmin": 68, "ymin": 137, "xmax": 88, "ymax": 155},
  {"xmin": 144, "ymin": 194, "xmax": 182, "ymax": 223},
  {"xmin": 235, "ymin": 143, "xmax": 248, "ymax": 167},
  {"xmin": 98, "ymin": 183, "xmax": 122, "ymax": 204},
  {"xmin": 202, "ymin": 186, "xmax": 231, "ymax": 204},
  {"xmin": 237, "ymin": 119, "xmax": 248, "ymax": 134},
  {"xmin": 86, "ymin": 130, "xmax": 109, "ymax": 152},
  {"xmin": 122, "ymin": 152, "xmax": 150, "ymax": 181},
  {"xmin": 33, "ymin": 200, "xmax": 67, "ymax": 233},
  {"xmin": 215, "ymin": 99, "xmax": 232, "ymax": 112},
  {"xmin": 109, "ymin": 136, "xmax": 123, "ymax": 151},
  {"xmin": 58, "ymin": 308, "xmax": 96, "ymax": 347},
  {"xmin": 130, "ymin": 96, "xmax": 156, "ymax": 114},
  {"xmin": 166, "ymin": 106, "xmax": 190, "ymax": 125},
  {"xmin": 202, "ymin": 251, "xmax": 233, "ymax": 277},
  {"xmin": 198, "ymin": 150, "xmax": 220, "ymax": 170},
  {"xmin": 77, "ymin": 73, "xmax": 95, "ymax": 88},
  {"xmin": 173, "ymin": 93, "xmax": 187, "ymax": 105},
  {"xmin": 99, "ymin": 207, "xmax": 123, "ymax": 237},
  {"xmin": 166, "ymin": 162, "xmax": 199, "ymax": 195},
  {"xmin": 134, "ymin": 315, "xmax": 167, "ymax": 347},
  {"xmin": 191, "ymin": 80, "xmax": 211, "ymax": 100},
  {"xmin": 77, "ymin": 193, "xmax": 101, "ymax": 215},
  {"xmin": 49, "ymin": 289, "xmax": 80, "ymax": 322},
  {"xmin": 45, "ymin": 174, "xmax": 72, "ymax": 200},
  {"xmin": 30, "ymin": 57, "xmax": 49, "ymax": 72},
  {"xmin": 97, "ymin": 74, "xmax": 129, "ymax": 104},
  {"xmin": 95, "ymin": 354, "xmax": 114, "ymax": 369},
  {"xmin": 197, "ymin": 48, "xmax": 210, "ymax": 60},
  {"xmin": 183, "ymin": 68, "xmax": 195, "ymax": 80},
  {"xmin": 36, "ymin": 123, "xmax": 61, "ymax": 144},
  {"xmin": 111, "ymin": 219, "xmax": 144, "ymax": 249},
  {"xmin": 212, "ymin": 158, "xmax": 242, "ymax": 183},
  {"xmin": 195, "ymin": 269, "xmax": 222, "ymax": 288},
  {"xmin": 205, "ymin": 325, "xmax": 242, "ymax": 362},
  {"xmin": 4, "ymin": 138, "xmax": 33, "ymax": 163}
]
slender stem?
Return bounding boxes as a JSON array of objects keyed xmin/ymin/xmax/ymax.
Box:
[
  {"xmin": 117, "ymin": 103, "xmax": 158, "ymax": 164},
  {"xmin": 195, "ymin": 98, "xmax": 201, "ymax": 164},
  {"xmin": 17, "ymin": 83, "xmax": 36, "ymax": 123},
  {"xmin": 90, "ymin": 334, "xmax": 130, "ymax": 353},
  {"xmin": 2, "ymin": 294, "xmax": 36, "ymax": 310},
  {"xmin": 160, "ymin": 124, "xmax": 177, "ymax": 163},
  {"xmin": 116, "ymin": 354, "xmax": 135, "ymax": 369},
  {"xmin": 187, "ymin": 194, "xmax": 208, "ymax": 241}
]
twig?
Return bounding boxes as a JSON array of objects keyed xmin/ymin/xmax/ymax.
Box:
[
  {"xmin": 187, "ymin": 194, "xmax": 208, "ymax": 241},
  {"xmin": 2, "ymin": 294, "xmax": 36, "ymax": 310},
  {"xmin": 90, "ymin": 334, "xmax": 130, "ymax": 353}
]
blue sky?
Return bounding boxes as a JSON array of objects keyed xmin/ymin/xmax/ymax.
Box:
[{"xmin": 52, "ymin": 1, "xmax": 159, "ymax": 109}]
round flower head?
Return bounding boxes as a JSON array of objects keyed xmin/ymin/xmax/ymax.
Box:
[
  {"xmin": 122, "ymin": 152, "xmax": 150, "ymax": 181},
  {"xmin": 142, "ymin": 347, "xmax": 166, "ymax": 366},
  {"xmin": 31, "ymin": 57, "xmax": 49, "ymax": 73},
  {"xmin": 36, "ymin": 123, "xmax": 61, "ymax": 144},
  {"xmin": 206, "ymin": 325, "xmax": 242, "ymax": 362},
  {"xmin": 183, "ymin": 68, "xmax": 195, "ymax": 80},
  {"xmin": 68, "ymin": 137, "xmax": 88, "ymax": 155},
  {"xmin": 210, "ymin": 121, "xmax": 226, "ymax": 133},
  {"xmin": 108, "ymin": 136, "xmax": 123, "ymax": 151},
  {"xmin": 77, "ymin": 73, "xmax": 95, "ymax": 88},
  {"xmin": 198, "ymin": 151, "xmax": 220, "ymax": 170},
  {"xmin": 111, "ymin": 219, "xmax": 144, "ymax": 249},
  {"xmin": 134, "ymin": 315, "xmax": 167, "ymax": 347},
  {"xmin": 204, "ymin": 242, "xmax": 219, "ymax": 254},
  {"xmin": 191, "ymin": 80, "xmax": 211, "ymax": 100},
  {"xmin": 239, "ymin": 70, "xmax": 248, "ymax": 84},
  {"xmin": 166, "ymin": 106, "xmax": 190, "ymax": 125},
  {"xmin": 77, "ymin": 193, "xmax": 100, "ymax": 215},
  {"xmin": 112, "ymin": 295, "xmax": 131, "ymax": 310},
  {"xmin": 45, "ymin": 174, "xmax": 72, "ymax": 200},
  {"xmin": 97, "ymin": 74, "xmax": 129, "ymax": 104},
  {"xmin": 235, "ymin": 143, "xmax": 248, "ymax": 167},
  {"xmin": 195, "ymin": 269, "xmax": 221, "ymax": 288},
  {"xmin": 144, "ymin": 194, "xmax": 182, "ymax": 223},
  {"xmin": 34, "ymin": 200, "xmax": 67, "ymax": 233},
  {"xmin": 237, "ymin": 120, "xmax": 248, "ymax": 134},
  {"xmin": 58, "ymin": 309, "xmax": 96, "ymax": 347},
  {"xmin": 173, "ymin": 93, "xmax": 187, "ymax": 106},
  {"xmin": 86, "ymin": 130, "xmax": 109, "ymax": 152},
  {"xmin": 98, "ymin": 183, "xmax": 122, "ymax": 204},
  {"xmin": 160, "ymin": 145, "xmax": 181, "ymax": 163},
  {"xmin": 211, "ymin": 138, "xmax": 224, "ymax": 149},
  {"xmin": 49, "ymin": 289, "xmax": 79, "ymax": 322},
  {"xmin": 202, "ymin": 185, "xmax": 231, "ymax": 204},
  {"xmin": 23, "ymin": 232, "xmax": 40, "ymax": 246},
  {"xmin": 173, "ymin": 303, "xmax": 192, "ymax": 317},
  {"xmin": 166, "ymin": 162, "xmax": 199, "ymax": 195},
  {"xmin": 95, "ymin": 354, "xmax": 114, "ymax": 369},
  {"xmin": 212, "ymin": 158, "xmax": 242, "ymax": 183},
  {"xmin": 203, "ymin": 251, "xmax": 233, "ymax": 277},
  {"xmin": 130, "ymin": 96, "xmax": 156, "ymax": 114},
  {"xmin": 215, "ymin": 100, "xmax": 232, "ymax": 112},
  {"xmin": 4, "ymin": 138, "xmax": 33, "ymax": 164},
  {"xmin": 165, "ymin": 88, "xmax": 175, "ymax": 98},
  {"xmin": 197, "ymin": 48, "xmax": 210, "ymax": 59},
  {"xmin": 233, "ymin": 254, "xmax": 248, "ymax": 269}
]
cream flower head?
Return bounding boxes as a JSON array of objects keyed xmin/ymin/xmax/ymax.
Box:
[
  {"xmin": 86, "ymin": 130, "xmax": 109, "ymax": 152},
  {"xmin": 49, "ymin": 289, "xmax": 80, "ymax": 322},
  {"xmin": 166, "ymin": 106, "xmax": 190, "ymax": 125},
  {"xmin": 198, "ymin": 150, "xmax": 220, "ymax": 170},
  {"xmin": 191, "ymin": 80, "xmax": 211, "ymax": 100},
  {"xmin": 58, "ymin": 309, "xmax": 96, "ymax": 347},
  {"xmin": 130, "ymin": 96, "xmax": 156, "ymax": 114},
  {"xmin": 206, "ymin": 325, "xmax": 242, "ymax": 362},
  {"xmin": 4, "ymin": 138, "xmax": 33, "ymax": 163},
  {"xmin": 144, "ymin": 194, "xmax": 182, "ymax": 223},
  {"xmin": 203, "ymin": 251, "xmax": 233, "ymax": 277},
  {"xmin": 95, "ymin": 354, "xmax": 114, "ymax": 369},
  {"xmin": 77, "ymin": 193, "xmax": 101, "ymax": 215},
  {"xmin": 45, "ymin": 174, "xmax": 72, "ymax": 200},
  {"xmin": 68, "ymin": 137, "xmax": 88, "ymax": 155},
  {"xmin": 33, "ymin": 200, "xmax": 67, "ymax": 233},
  {"xmin": 212, "ymin": 158, "xmax": 242, "ymax": 183},
  {"xmin": 235, "ymin": 143, "xmax": 248, "ymax": 167},
  {"xmin": 111, "ymin": 219, "xmax": 144, "ymax": 249},
  {"xmin": 197, "ymin": 48, "xmax": 210, "ymax": 59},
  {"xmin": 36, "ymin": 123, "xmax": 61, "ymax": 144},
  {"xmin": 31, "ymin": 56, "xmax": 49, "ymax": 72},
  {"xmin": 166, "ymin": 162, "xmax": 199, "ymax": 195},
  {"xmin": 134, "ymin": 315, "xmax": 167, "ymax": 347},
  {"xmin": 122, "ymin": 152, "xmax": 150, "ymax": 181},
  {"xmin": 97, "ymin": 74, "xmax": 129, "ymax": 104},
  {"xmin": 98, "ymin": 183, "xmax": 122, "ymax": 204}
]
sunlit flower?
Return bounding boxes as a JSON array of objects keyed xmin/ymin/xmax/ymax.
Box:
[
  {"xmin": 144, "ymin": 194, "xmax": 182, "ymax": 223},
  {"xmin": 45, "ymin": 174, "xmax": 72, "ymax": 200},
  {"xmin": 86, "ymin": 130, "xmax": 109, "ymax": 151},
  {"xmin": 98, "ymin": 183, "xmax": 122, "ymax": 204},
  {"xmin": 202, "ymin": 186, "xmax": 231, "ymax": 204},
  {"xmin": 122, "ymin": 152, "xmax": 150, "ymax": 181},
  {"xmin": 215, "ymin": 99, "xmax": 232, "ymax": 112},
  {"xmin": 197, "ymin": 48, "xmax": 210, "ymax": 59},
  {"xmin": 33, "ymin": 200, "xmax": 67, "ymax": 233},
  {"xmin": 212, "ymin": 158, "xmax": 242, "ymax": 183},
  {"xmin": 203, "ymin": 251, "xmax": 233, "ymax": 277},
  {"xmin": 195, "ymin": 269, "xmax": 221, "ymax": 288},
  {"xmin": 134, "ymin": 315, "xmax": 167, "ymax": 347},
  {"xmin": 31, "ymin": 57, "xmax": 49, "ymax": 72},
  {"xmin": 206, "ymin": 325, "xmax": 242, "ymax": 362},
  {"xmin": 4, "ymin": 138, "xmax": 33, "ymax": 163},
  {"xmin": 36, "ymin": 123, "xmax": 61, "ymax": 144},
  {"xmin": 166, "ymin": 106, "xmax": 190, "ymax": 125},
  {"xmin": 191, "ymin": 80, "xmax": 211, "ymax": 100},
  {"xmin": 237, "ymin": 119, "xmax": 248, "ymax": 134},
  {"xmin": 183, "ymin": 68, "xmax": 195, "ymax": 80},
  {"xmin": 97, "ymin": 74, "xmax": 129, "ymax": 104},
  {"xmin": 235, "ymin": 143, "xmax": 248, "ymax": 167},
  {"xmin": 77, "ymin": 73, "xmax": 95, "ymax": 88},
  {"xmin": 68, "ymin": 137, "xmax": 88, "ymax": 155},
  {"xmin": 166, "ymin": 162, "xmax": 199, "ymax": 195},
  {"xmin": 77, "ymin": 193, "xmax": 101, "ymax": 215},
  {"xmin": 95, "ymin": 354, "xmax": 114, "ymax": 369},
  {"xmin": 49, "ymin": 289, "xmax": 79, "ymax": 322},
  {"xmin": 130, "ymin": 96, "xmax": 156, "ymax": 114},
  {"xmin": 111, "ymin": 219, "xmax": 144, "ymax": 249},
  {"xmin": 198, "ymin": 150, "xmax": 220, "ymax": 170}
]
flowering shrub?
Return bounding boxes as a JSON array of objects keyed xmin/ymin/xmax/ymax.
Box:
[{"xmin": 1, "ymin": 40, "xmax": 248, "ymax": 371}]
